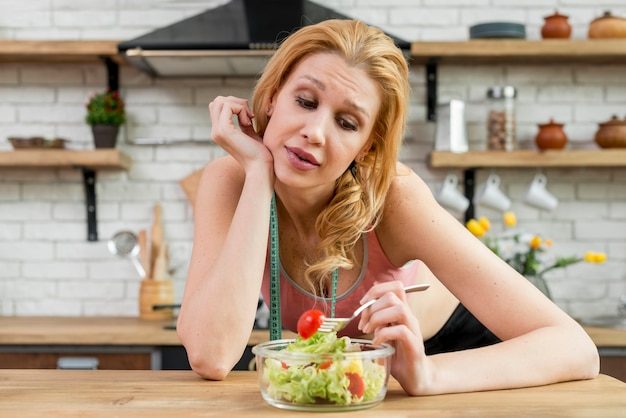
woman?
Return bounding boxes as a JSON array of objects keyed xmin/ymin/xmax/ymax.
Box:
[{"xmin": 177, "ymin": 19, "xmax": 598, "ymax": 395}]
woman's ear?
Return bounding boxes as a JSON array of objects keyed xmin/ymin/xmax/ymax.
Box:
[
  {"xmin": 356, "ymin": 144, "xmax": 371, "ymax": 163},
  {"xmin": 266, "ymin": 95, "xmax": 276, "ymax": 117}
]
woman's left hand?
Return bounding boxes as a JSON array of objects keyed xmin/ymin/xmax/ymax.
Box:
[{"xmin": 357, "ymin": 281, "xmax": 434, "ymax": 394}]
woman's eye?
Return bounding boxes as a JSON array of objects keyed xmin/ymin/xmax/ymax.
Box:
[
  {"xmin": 296, "ymin": 97, "xmax": 316, "ymax": 109},
  {"xmin": 338, "ymin": 118, "xmax": 357, "ymax": 131}
]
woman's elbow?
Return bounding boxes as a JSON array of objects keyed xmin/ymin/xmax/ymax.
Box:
[
  {"xmin": 580, "ymin": 339, "xmax": 600, "ymax": 380},
  {"xmin": 185, "ymin": 345, "xmax": 236, "ymax": 380},
  {"xmin": 189, "ymin": 356, "xmax": 232, "ymax": 381},
  {"xmin": 572, "ymin": 327, "xmax": 600, "ymax": 380},
  {"xmin": 177, "ymin": 330, "xmax": 237, "ymax": 380}
]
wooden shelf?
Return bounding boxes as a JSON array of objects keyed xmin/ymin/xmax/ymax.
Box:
[
  {"xmin": 0, "ymin": 149, "xmax": 132, "ymax": 241},
  {"xmin": 0, "ymin": 150, "xmax": 132, "ymax": 170},
  {"xmin": 0, "ymin": 40, "xmax": 122, "ymax": 63},
  {"xmin": 410, "ymin": 39, "xmax": 626, "ymax": 65},
  {"xmin": 430, "ymin": 149, "xmax": 626, "ymax": 168}
]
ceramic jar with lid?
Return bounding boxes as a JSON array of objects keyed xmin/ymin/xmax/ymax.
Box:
[
  {"xmin": 541, "ymin": 10, "xmax": 572, "ymax": 39},
  {"xmin": 595, "ymin": 115, "xmax": 626, "ymax": 148},
  {"xmin": 535, "ymin": 119, "xmax": 568, "ymax": 150},
  {"xmin": 589, "ymin": 11, "xmax": 626, "ymax": 38},
  {"xmin": 486, "ymin": 86, "xmax": 517, "ymax": 151}
]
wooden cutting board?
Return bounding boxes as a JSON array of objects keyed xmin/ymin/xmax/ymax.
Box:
[{"xmin": 179, "ymin": 168, "xmax": 203, "ymax": 208}]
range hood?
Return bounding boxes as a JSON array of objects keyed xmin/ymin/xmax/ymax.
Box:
[{"xmin": 118, "ymin": 0, "xmax": 410, "ymax": 77}]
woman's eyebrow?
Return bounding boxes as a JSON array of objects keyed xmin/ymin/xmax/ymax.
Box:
[{"xmin": 300, "ymin": 75, "xmax": 370, "ymax": 118}]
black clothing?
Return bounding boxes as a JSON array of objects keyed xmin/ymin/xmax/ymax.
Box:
[{"xmin": 424, "ymin": 303, "xmax": 501, "ymax": 355}]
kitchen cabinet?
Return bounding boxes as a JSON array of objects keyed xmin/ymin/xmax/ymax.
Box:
[
  {"xmin": 0, "ymin": 348, "xmax": 154, "ymax": 370},
  {"xmin": 0, "ymin": 317, "xmax": 297, "ymax": 371},
  {"xmin": 0, "ymin": 150, "xmax": 132, "ymax": 241},
  {"xmin": 600, "ymin": 351, "xmax": 626, "ymax": 383}
]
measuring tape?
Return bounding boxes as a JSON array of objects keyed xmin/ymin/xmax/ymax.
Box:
[
  {"xmin": 268, "ymin": 192, "xmax": 338, "ymax": 340},
  {"xmin": 269, "ymin": 193, "xmax": 282, "ymax": 340}
]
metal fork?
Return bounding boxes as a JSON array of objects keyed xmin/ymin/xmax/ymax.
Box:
[{"xmin": 317, "ymin": 283, "xmax": 430, "ymax": 333}]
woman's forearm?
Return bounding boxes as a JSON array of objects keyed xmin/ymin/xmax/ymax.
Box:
[
  {"xmin": 408, "ymin": 323, "xmax": 599, "ymax": 395},
  {"xmin": 177, "ymin": 165, "xmax": 273, "ymax": 379}
]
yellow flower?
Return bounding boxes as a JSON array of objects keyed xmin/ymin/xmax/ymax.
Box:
[
  {"xmin": 544, "ymin": 239, "xmax": 553, "ymax": 247},
  {"xmin": 503, "ymin": 211, "xmax": 517, "ymax": 227},
  {"xmin": 478, "ymin": 216, "xmax": 491, "ymax": 231},
  {"xmin": 466, "ymin": 219, "xmax": 486, "ymax": 237},
  {"xmin": 584, "ymin": 252, "xmax": 607, "ymax": 263},
  {"xmin": 529, "ymin": 236, "xmax": 542, "ymax": 250}
]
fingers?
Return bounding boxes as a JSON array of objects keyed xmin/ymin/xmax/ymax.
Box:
[
  {"xmin": 209, "ymin": 96, "xmax": 253, "ymax": 123},
  {"xmin": 209, "ymin": 96, "xmax": 256, "ymax": 143},
  {"xmin": 359, "ymin": 280, "xmax": 407, "ymax": 305},
  {"xmin": 357, "ymin": 281, "xmax": 413, "ymax": 333},
  {"xmin": 359, "ymin": 299, "xmax": 420, "ymax": 336}
]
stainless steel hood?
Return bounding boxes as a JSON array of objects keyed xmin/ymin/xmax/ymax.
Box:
[{"xmin": 118, "ymin": 0, "xmax": 410, "ymax": 77}]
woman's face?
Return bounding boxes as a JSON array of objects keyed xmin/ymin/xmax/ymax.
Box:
[{"xmin": 263, "ymin": 52, "xmax": 381, "ymax": 191}]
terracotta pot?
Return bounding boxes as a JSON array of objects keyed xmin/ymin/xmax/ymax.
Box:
[
  {"xmin": 535, "ymin": 118, "xmax": 568, "ymax": 150},
  {"xmin": 588, "ymin": 11, "xmax": 626, "ymax": 39},
  {"xmin": 541, "ymin": 10, "xmax": 572, "ymax": 39},
  {"xmin": 594, "ymin": 115, "xmax": 626, "ymax": 148}
]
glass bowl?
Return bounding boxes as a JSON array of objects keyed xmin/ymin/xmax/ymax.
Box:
[{"xmin": 252, "ymin": 338, "xmax": 394, "ymax": 411}]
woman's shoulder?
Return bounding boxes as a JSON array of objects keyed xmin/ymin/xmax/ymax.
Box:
[
  {"xmin": 386, "ymin": 162, "xmax": 433, "ymax": 202},
  {"xmin": 193, "ymin": 156, "xmax": 246, "ymax": 205},
  {"xmin": 374, "ymin": 162, "xmax": 441, "ymax": 264},
  {"xmin": 201, "ymin": 156, "xmax": 245, "ymax": 186}
]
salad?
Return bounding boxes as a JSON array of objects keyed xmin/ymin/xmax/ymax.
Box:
[{"xmin": 259, "ymin": 310, "xmax": 390, "ymax": 406}]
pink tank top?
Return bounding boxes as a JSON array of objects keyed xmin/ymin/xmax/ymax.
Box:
[{"xmin": 260, "ymin": 230, "xmax": 420, "ymax": 337}]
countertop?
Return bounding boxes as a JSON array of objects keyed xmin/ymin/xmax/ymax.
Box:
[
  {"xmin": 1, "ymin": 370, "xmax": 625, "ymax": 417},
  {"xmin": 0, "ymin": 316, "xmax": 626, "ymax": 347},
  {"xmin": 0, "ymin": 316, "xmax": 297, "ymax": 346},
  {"xmin": 0, "ymin": 316, "xmax": 622, "ymax": 347}
]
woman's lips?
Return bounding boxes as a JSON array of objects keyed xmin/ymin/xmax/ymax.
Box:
[{"xmin": 285, "ymin": 147, "xmax": 319, "ymax": 171}]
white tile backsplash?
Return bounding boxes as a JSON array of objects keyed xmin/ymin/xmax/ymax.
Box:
[{"xmin": 0, "ymin": 0, "xmax": 625, "ymax": 320}]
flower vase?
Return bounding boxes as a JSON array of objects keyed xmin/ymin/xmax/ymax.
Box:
[
  {"xmin": 526, "ymin": 274, "xmax": 552, "ymax": 300},
  {"xmin": 91, "ymin": 124, "xmax": 119, "ymax": 149}
]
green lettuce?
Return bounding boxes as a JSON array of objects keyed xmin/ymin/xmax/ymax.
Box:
[{"xmin": 262, "ymin": 333, "xmax": 387, "ymax": 406}]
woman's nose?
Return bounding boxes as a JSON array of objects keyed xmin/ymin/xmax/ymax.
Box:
[{"xmin": 300, "ymin": 111, "xmax": 330, "ymax": 145}]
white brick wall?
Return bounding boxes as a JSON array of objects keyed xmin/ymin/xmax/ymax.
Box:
[{"xmin": 0, "ymin": 0, "xmax": 625, "ymax": 320}]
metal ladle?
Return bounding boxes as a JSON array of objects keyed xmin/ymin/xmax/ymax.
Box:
[{"xmin": 107, "ymin": 230, "xmax": 146, "ymax": 278}]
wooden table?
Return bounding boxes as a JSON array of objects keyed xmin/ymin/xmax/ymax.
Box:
[{"xmin": 1, "ymin": 370, "xmax": 625, "ymax": 417}]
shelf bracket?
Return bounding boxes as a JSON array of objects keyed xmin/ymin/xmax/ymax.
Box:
[
  {"xmin": 81, "ymin": 168, "xmax": 98, "ymax": 242},
  {"xmin": 426, "ymin": 59, "xmax": 438, "ymax": 121},
  {"xmin": 102, "ymin": 56, "xmax": 119, "ymax": 92},
  {"xmin": 463, "ymin": 168, "xmax": 476, "ymax": 223}
]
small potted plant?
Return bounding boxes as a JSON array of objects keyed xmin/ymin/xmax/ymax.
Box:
[{"xmin": 85, "ymin": 89, "xmax": 126, "ymax": 148}]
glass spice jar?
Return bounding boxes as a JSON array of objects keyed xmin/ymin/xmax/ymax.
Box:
[{"xmin": 486, "ymin": 86, "xmax": 517, "ymax": 151}]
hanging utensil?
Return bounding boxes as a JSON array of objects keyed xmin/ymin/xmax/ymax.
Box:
[
  {"xmin": 149, "ymin": 204, "xmax": 163, "ymax": 278},
  {"xmin": 107, "ymin": 230, "xmax": 146, "ymax": 278},
  {"xmin": 137, "ymin": 229, "xmax": 150, "ymax": 277}
]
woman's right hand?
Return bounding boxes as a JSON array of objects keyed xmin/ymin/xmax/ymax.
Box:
[{"xmin": 208, "ymin": 96, "xmax": 273, "ymax": 172}]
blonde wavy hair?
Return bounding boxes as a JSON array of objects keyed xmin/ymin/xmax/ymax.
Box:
[{"xmin": 251, "ymin": 19, "xmax": 410, "ymax": 290}]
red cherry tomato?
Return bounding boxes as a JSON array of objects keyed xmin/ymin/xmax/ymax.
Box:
[
  {"xmin": 297, "ymin": 309, "xmax": 325, "ymax": 339},
  {"xmin": 318, "ymin": 360, "xmax": 332, "ymax": 370},
  {"xmin": 346, "ymin": 372, "xmax": 365, "ymax": 398}
]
